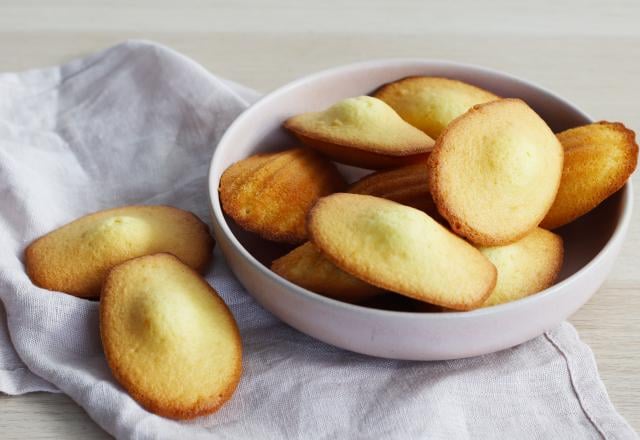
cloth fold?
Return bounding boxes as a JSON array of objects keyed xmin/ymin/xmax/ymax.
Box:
[{"xmin": 0, "ymin": 40, "xmax": 635, "ymax": 439}]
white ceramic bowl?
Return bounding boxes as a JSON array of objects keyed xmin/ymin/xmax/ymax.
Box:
[{"xmin": 208, "ymin": 59, "xmax": 633, "ymax": 360}]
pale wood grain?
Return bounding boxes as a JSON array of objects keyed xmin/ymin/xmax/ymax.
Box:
[
  {"xmin": 0, "ymin": 2, "xmax": 639, "ymax": 438},
  {"xmin": 0, "ymin": 393, "xmax": 111, "ymax": 439},
  {"xmin": 1, "ymin": 0, "xmax": 639, "ymax": 36}
]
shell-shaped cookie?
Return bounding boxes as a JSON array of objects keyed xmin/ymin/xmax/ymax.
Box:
[
  {"xmin": 374, "ymin": 76, "xmax": 498, "ymax": 139},
  {"xmin": 219, "ymin": 148, "xmax": 346, "ymax": 244},
  {"xmin": 271, "ymin": 242, "xmax": 383, "ymax": 303},
  {"xmin": 308, "ymin": 193, "xmax": 496, "ymax": 311},
  {"xmin": 284, "ymin": 96, "xmax": 435, "ymax": 169},
  {"xmin": 478, "ymin": 228, "xmax": 564, "ymax": 307},
  {"xmin": 541, "ymin": 122, "xmax": 638, "ymax": 229},
  {"xmin": 428, "ymin": 98, "xmax": 563, "ymax": 246},
  {"xmin": 25, "ymin": 205, "xmax": 213, "ymax": 298},
  {"xmin": 348, "ymin": 161, "xmax": 438, "ymax": 217},
  {"xmin": 100, "ymin": 253, "xmax": 242, "ymax": 419}
]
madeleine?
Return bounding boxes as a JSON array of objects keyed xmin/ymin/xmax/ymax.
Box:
[
  {"xmin": 272, "ymin": 242, "xmax": 383, "ymax": 303},
  {"xmin": 348, "ymin": 161, "xmax": 437, "ymax": 216},
  {"xmin": 25, "ymin": 205, "xmax": 213, "ymax": 298},
  {"xmin": 541, "ymin": 122, "xmax": 638, "ymax": 229},
  {"xmin": 478, "ymin": 228, "xmax": 564, "ymax": 307},
  {"xmin": 219, "ymin": 148, "xmax": 345, "ymax": 244},
  {"xmin": 308, "ymin": 193, "xmax": 496, "ymax": 311},
  {"xmin": 100, "ymin": 254, "xmax": 242, "ymax": 419},
  {"xmin": 374, "ymin": 76, "xmax": 498, "ymax": 138},
  {"xmin": 284, "ymin": 96, "xmax": 434, "ymax": 169},
  {"xmin": 429, "ymin": 98, "xmax": 563, "ymax": 246}
]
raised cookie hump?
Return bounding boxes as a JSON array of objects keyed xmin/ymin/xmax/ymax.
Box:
[
  {"xmin": 284, "ymin": 96, "xmax": 435, "ymax": 169},
  {"xmin": 428, "ymin": 98, "xmax": 564, "ymax": 246},
  {"xmin": 271, "ymin": 241, "xmax": 383, "ymax": 303},
  {"xmin": 25, "ymin": 205, "xmax": 214, "ymax": 298},
  {"xmin": 541, "ymin": 121, "xmax": 638, "ymax": 229},
  {"xmin": 478, "ymin": 227, "xmax": 564, "ymax": 307},
  {"xmin": 100, "ymin": 253, "xmax": 242, "ymax": 419},
  {"xmin": 374, "ymin": 76, "xmax": 499, "ymax": 139},
  {"xmin": 219, "ymin": 147, "xmax": 346, "ymax": 244},
  {"xmin": 308, "ymin": 193, "xmax": 497, "ymax": 311}
]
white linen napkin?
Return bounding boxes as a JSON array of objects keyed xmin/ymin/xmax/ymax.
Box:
[{"xmin": 0, "ymin": 40, "xmax": 636, "ymax": 440}]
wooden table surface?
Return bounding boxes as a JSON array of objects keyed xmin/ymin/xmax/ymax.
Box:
[{"xmin": 1, "ymin": 1, "xmax": 639, "ymax": 438}]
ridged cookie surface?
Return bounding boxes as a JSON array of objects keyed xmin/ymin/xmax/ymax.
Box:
[
  {"xmin": 284, "ymin": 96, "xmax": 434, "ymax": 169},
  {"xmin": 308, "ymin": 193, "xmax": 497, "ymax": 310},
  {"xmin": 100, "ymin": 253, "xmax": 242, "ymax": 419},
  {"xmin": 478, "ymin": 228, "xmax": 563, "ymax": 307},
  {"xmin": 374, "ymin": 76, "xmax": 498, "ymax": 139},
  {"xmin": 219, "ymin": 148, "xmax": 345, "ymax": 244},
  {"xmin": 25, "ymin": 205, "xmax": 213, "ymax": 298},
  {"xmin": 348, "ymin": 161, "xmax": 438, "ymax": 216},
  {"xmin": 541, "ymin": 122, "xmax": 638, "ymax": 229},
  {"xmin": 271, "ymin": 242, "xmax": 383, "ymax": 303},
  {"xmin": 428, "ymin": 98, "xmax": 563, "ymax": 246}
]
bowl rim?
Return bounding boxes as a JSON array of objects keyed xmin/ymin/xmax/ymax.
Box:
[{"xmin": 208, "ymin": 58, "xmax": 634, "ymax": 320}]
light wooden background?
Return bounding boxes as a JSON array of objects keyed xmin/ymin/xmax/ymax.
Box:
[{"xmin": 0, "ymin": 1, "xmax": 638, "ymax": 438}]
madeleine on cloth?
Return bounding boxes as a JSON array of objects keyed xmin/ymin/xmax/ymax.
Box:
[
  {"xmin": 100, "ymin": 253, "xmax": 242, "ymax": 420},
  {"xmin": 25, "ymin": 205, "xmax": 214, "ymax": 298}
]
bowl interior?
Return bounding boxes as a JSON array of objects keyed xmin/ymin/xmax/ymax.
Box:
[{"xmin": 210, "ymin": 59, "xmax": 626, "ymax": 309}]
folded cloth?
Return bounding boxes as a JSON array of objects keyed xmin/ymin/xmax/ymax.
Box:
[{"xmin": 0, "ymin": 40, "xmax": 635, "ymax": 440}]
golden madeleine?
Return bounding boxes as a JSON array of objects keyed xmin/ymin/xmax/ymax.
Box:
[
  {"xmin": 272, "ymin": 242, "xmax": 383, "ymax": 303},
  {"xmin": 541, "ymin": 122, "xmax": 638, "ymax": 229},
  {"xmin": 25, "ymin": 205, "xmax": 213, "ymax": 298},
  {"xmin": 217, "ymin": 152, "xmax": 272, "ymax": 190},
  {"xmin": 308, "ymin": 193, "xmax": 497, "ymax": 310},
  {"xmin": 284, "ymin": 96, "xmax": 435, "ymax": 169},
  {"xmin": 348, "ymin": 161, "xmax": 438, "ymax": 216},
  {"xmin": 219, "ymin": 148, "xmax": 345, "ymax": 244},
  {"xmin": 100, "ymin": 254, "xmax": 242, "ymax": 419},
  {"xmin": 374, "ymin": 76, "xmax": 498, "ymax": 139},
  {"xmin": 478, "ymin": 228, "xmax": 563, "ymax": 307},
  {"xmin": 429, "ymin": 99, "xmax": 563, "ymax": 246}
]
